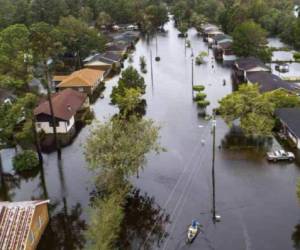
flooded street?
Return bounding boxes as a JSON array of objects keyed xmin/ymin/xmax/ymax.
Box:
[{"xmin": 1, "ymin": 19, "xmax": 300, "ymax": 250}]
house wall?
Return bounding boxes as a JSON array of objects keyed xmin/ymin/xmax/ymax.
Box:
[
  {"xmin": 25, "ymin": 204, "xmax": 49, "ymax": 250},
  {"xmin": 36, "ymin": 116, "xmax": 75, "ymax": 134}
]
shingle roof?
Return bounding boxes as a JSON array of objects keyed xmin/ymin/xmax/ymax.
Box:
[
  {"xmin": 246, "ymin": 71, "xmax": 297, "ymax": 93},
  {"xmin": 57, "ymin": 68, "xmax": 105, "ymax": 88},
  {"xmin": 235, "ymin": 57, "xmax": 269, "ymax": 71},
  {"xmin": 214, "ymin": 34, "xmax": 232, "ymax": 42},
  {"xmin": 219, "ymin": 41, "xmax": 233, "ymax": 50},
  {"xmin": 34, "ymin": 88, "xmax": 87, "ymax": 121},
  {"xmin": 275, "ymin": 108, "xmax": 300, "ymax": 138},
  {"xmin": 0, "ymin": 200, "xmax": 49, "ymax": 250}
]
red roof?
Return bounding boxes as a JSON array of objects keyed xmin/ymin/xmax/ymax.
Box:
[
  {"xmin": 34, "ymin": 89, "xmax": 87, "ymax": 121},
  {"xmin": 0, "ymin": 200, "xmax": 49, "ymax": 250}
]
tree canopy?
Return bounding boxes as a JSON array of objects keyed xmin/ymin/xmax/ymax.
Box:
[
  {"xmin": 232, "ymin": 21, "xmax": 271, "ymax": 62},
  {"xmin": 218, "ymin": 84, "xmax": 300, "ymax": 137}
]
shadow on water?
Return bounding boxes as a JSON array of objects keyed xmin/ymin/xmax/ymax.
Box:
[
  {"xmin": 118, "ymin": 188, "xmax": 170, "ymax": 250},
  {"xmin": 221, "ymin": 125, "xmax": 273, "ymax": 153},
  {"xmin": 292, "ymin": 223, "xmax": 300, "ymax": 250},
  {"xmin": 39, "ymin": 201, "xmax": 87, "ymax": 250}
]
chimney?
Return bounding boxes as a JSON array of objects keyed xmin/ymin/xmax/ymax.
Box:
[{"xmin": 67, "ymin": 104, "xmax": 72, "ymax": 112}]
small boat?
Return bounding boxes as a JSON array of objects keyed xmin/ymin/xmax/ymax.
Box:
[{"xmin": 186, "ymin": 220, "xmax": 201, "ymax": 243}]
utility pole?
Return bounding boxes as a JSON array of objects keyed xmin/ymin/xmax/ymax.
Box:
[
  {"xmin": 211, "ymin": 114, "xmax": 217, "ymax": 224},
  {"xmin": 191, "ymin": 48, "xmax": 194, "ymax": 98},
  {"xmin": 150, "ymin": 49, "xmax": 154, "ymax": 91}
]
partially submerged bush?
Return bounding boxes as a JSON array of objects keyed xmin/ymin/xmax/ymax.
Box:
[
  {"xmin": 13, "ymin": 150, "xmax": 39, "ymax": 172},
  {"xmin": 294, "ymin": 52, "xmax": 300, "ymax": 61},
  {"xmin": 195, "ymin": 51, "xmax": 208, "ymax": 65},
  {"xmin": 194, "ymin": 92, "xmax": 207, "ymax": 101},
  {"xmin": 193, "ymin": 85, "xmax": 205, "ymax": 92},
  {"xmin": 197, "ymin": 100, "xmax": 210, "ymax": 108}
]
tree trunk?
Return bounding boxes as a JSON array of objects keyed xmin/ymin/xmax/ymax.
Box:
[{"xmin": 43, "ymin": 60, "xmax": 61, "ymax": 159}]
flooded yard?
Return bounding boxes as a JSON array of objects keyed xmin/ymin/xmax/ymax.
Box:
[{"xmin": 1, "ymin": 19, "xmax": 300, "ymax": 250}]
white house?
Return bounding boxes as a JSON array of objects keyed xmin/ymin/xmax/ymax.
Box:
[{"xmin": 34, "ymin": 89, "xmax": 88, "ymax": 134}]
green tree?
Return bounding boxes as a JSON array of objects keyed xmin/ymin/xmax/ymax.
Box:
[
  {"xmin": 0, "ymin": 24, "xmax": 31, "ymax": 92},
  {"xmin": 219, "ymin": 84, "xmax": 300, "ymax": 136},
  {"xmin": 111, "ymin": 66, "xmax": 146, "ymax": 105},
  {"xmin": 232, "ymin": 21, "xmax": 270, "ymax": 62},
  {"xmin": 58, "ymin": 15, "xmax": 106, "ymax": 68},
  {"xmin": 30, "ymin": 22, "xmax": 63, "ymax": 155},
  {"xmin": 219, "ymin": 84, "xmax": 275, "ymax": 137},
  {"xmin": 114, "ymin": 88, "xmax": 143, "ymax": 116},
  {"xmin": 85, "ymin": 115, "xmax": 161, "ymax": 178},
  {"xmin": 95, "ymin": 11, "xmax": 113, "ymax": 30},
  {"xmin": 85, "ymin": 191, "xmax": 126, "ymax": 250}
]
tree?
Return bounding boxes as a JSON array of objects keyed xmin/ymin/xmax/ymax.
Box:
[
  {"xmin": 219, "ymin": 84, "xmax": 300, "ymax": 137},
  {"xmin": 95, "ymin": 11, "xmax": 113, "ymax": 30},
  {"xmin": 30, "ymin": 22, "xmax": 63, "ymax": 156},
  {"xmin": 58, "ymin": 15, "xmax": 106, "ymax": 68},
  {"xmin": 85, "ymin": 115, "xmax": 161, "ymax": 178},
  {"xmin": 111, "ymin": 66, "xmax": 146, "ymax": 105},
  {"xmin": 29, "ymin": 0, "xmax": 68, "ymax": 25},
  {"xmin": 114, "ymin": 88, "xmax": 143, "ymax": 116},
  {"xmin": 232, "ymin": 21, "xmax": 270, "ymax": 62},
  {"xmin": 85, "ymin": 191, "xmax": 126, "ymax": 250},
  {"xmin": 0, "ymin": 24, "xmax": 31, "ymax": 92},
  {"xmin": 219, "ymin": 84, "xmax": 275, "ymax": 137}
]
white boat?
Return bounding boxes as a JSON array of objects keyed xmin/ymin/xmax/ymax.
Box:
[{"xmin": 186, "ymin": 220, "xmax": 201, "ymax": 243}]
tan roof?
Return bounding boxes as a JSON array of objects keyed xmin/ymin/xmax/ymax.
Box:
[
  {"xmin": 57, "ymin": 68, "xmax": 105, "ymax": 88},
  {"xmin": 0, "ymin": 200, "xmax": 49, "ymax": 250},
  {"xmin": 34, "ymin": 88, "xmax": 87, "ymax": 121},
  {"xmin": 53, "ymin": 75, "xmax": 69, "ymax": 82}
]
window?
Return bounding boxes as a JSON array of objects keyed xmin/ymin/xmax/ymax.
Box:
[
  {"xmin": 78, "ymin": 87, "xmax": 84, "ymax": 92},
  {"xmin": 29, "ymin": 230, "xmax": 35, "ymax": 245},
  {"xmin": 36, "ymin": 123, "xmax": 41, "ymax": 128}
]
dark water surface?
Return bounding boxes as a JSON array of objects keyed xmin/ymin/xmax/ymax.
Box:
[{"xmin": 1, "ymin": 19, "xmax": 300, "ymax": 250}]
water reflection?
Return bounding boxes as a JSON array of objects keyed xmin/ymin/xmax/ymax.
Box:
[
  {"xmin": 221, "ymin": 125, "xmax": 273, "ymax": 151},
  {"xmin": 292, "ymin": 223, "xmax": 300, "ymax": 249},
  {"xmin": 39, "ymin": 201, "xmax": 86, "ymax": 250},
  {"xmin": 118, "ymin": 188, "xmax": 170, "ymax": 250}
]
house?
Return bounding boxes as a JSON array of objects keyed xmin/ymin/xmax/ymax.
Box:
[
  {"xmin": 213, "ymin": 40, "xmax": 236, "ymax": 62},
  {"xmin": 84, "ymin": 52, "xmax": 123, "ymax": 71},
  {"xmin": 275, "ymin": 108, "xmax": 300, "ymax": 149},
  {"xmin": 57, "ymin": 68, "xmax": 105, "ymax": 95},
  {"xmin": 0, "ymin": 200, "xmax": 50, "ymax": 250},
  {"xmin": 34, "ymin": 88, "xmax": 88, "ymax": 134},
  {"xmin": 246, "ymin": 71, "xmax": 297, "ymax": 93},
  {"xmin": 233, "ymin": 57, "xmax": 270, "ymax": 83},
  {"xmin": 202, "ymin": 25, "xmax": 221, "ymax": 42}
]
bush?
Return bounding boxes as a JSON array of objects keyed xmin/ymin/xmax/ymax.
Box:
[
  {"xmin": 193, "ymin": 85, "xmax": 205, "ymax": 92},
  {"xmin": 13, "ymin": 150, "xmax": 39, "ymax": 172},
  {"xmin": 197, "ymin": 100, "xmax": 210, "ymax": 108},
  {"xmin": 294, "ymin": 52, "xmax": 300, "ymax": 61},
  {"xmin": 194, "ymin": 92, "xmax": 207, "ymax": 101}
]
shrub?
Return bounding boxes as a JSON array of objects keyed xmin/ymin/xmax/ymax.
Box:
[
  {"xmin": 13, "ymin": 150, "xmax": 39, "ymax": 172},
  {"xmin": 194, "ymin": 92, "xmax": 207, "ymax": 101},
  {"xmin": 193, "ymin": 85, "xmax": 205, "ymax": 92},
  {"xmin": 294, "ymin": 52, "xmax": 300, "ymax": 61},
  {"xmin": 197, "ymin": 100, "xmax": 210, "ymax": 108}
]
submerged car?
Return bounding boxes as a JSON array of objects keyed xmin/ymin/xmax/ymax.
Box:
[{"xmin": 267, "ymin": 150, "xmax": 295, "ymax": 162}]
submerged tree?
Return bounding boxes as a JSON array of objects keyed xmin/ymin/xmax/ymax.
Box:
[
  {"xmin": 111, "ymin": 66, "xmax": 146, "ymax": 105},
  {"xmin": 218, "ymin": 84, "xmax": 300, "ymax": 137}
]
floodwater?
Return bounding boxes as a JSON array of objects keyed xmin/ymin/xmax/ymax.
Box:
[{"xmin": 1, "ymin": 19, "xmax": 300, "ymax": 250}]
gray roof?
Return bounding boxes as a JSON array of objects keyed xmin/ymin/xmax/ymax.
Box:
[
  {"xmin": 246, "ymin": 71, "xmax": 297, "ymax": 93},
  {"xmin": 235, "ymin": 57, "xmax": 269, "ymax": 71},
  {"xmin": 275, "ymin": 108, "xmax": 300, "ymax": 138}
]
